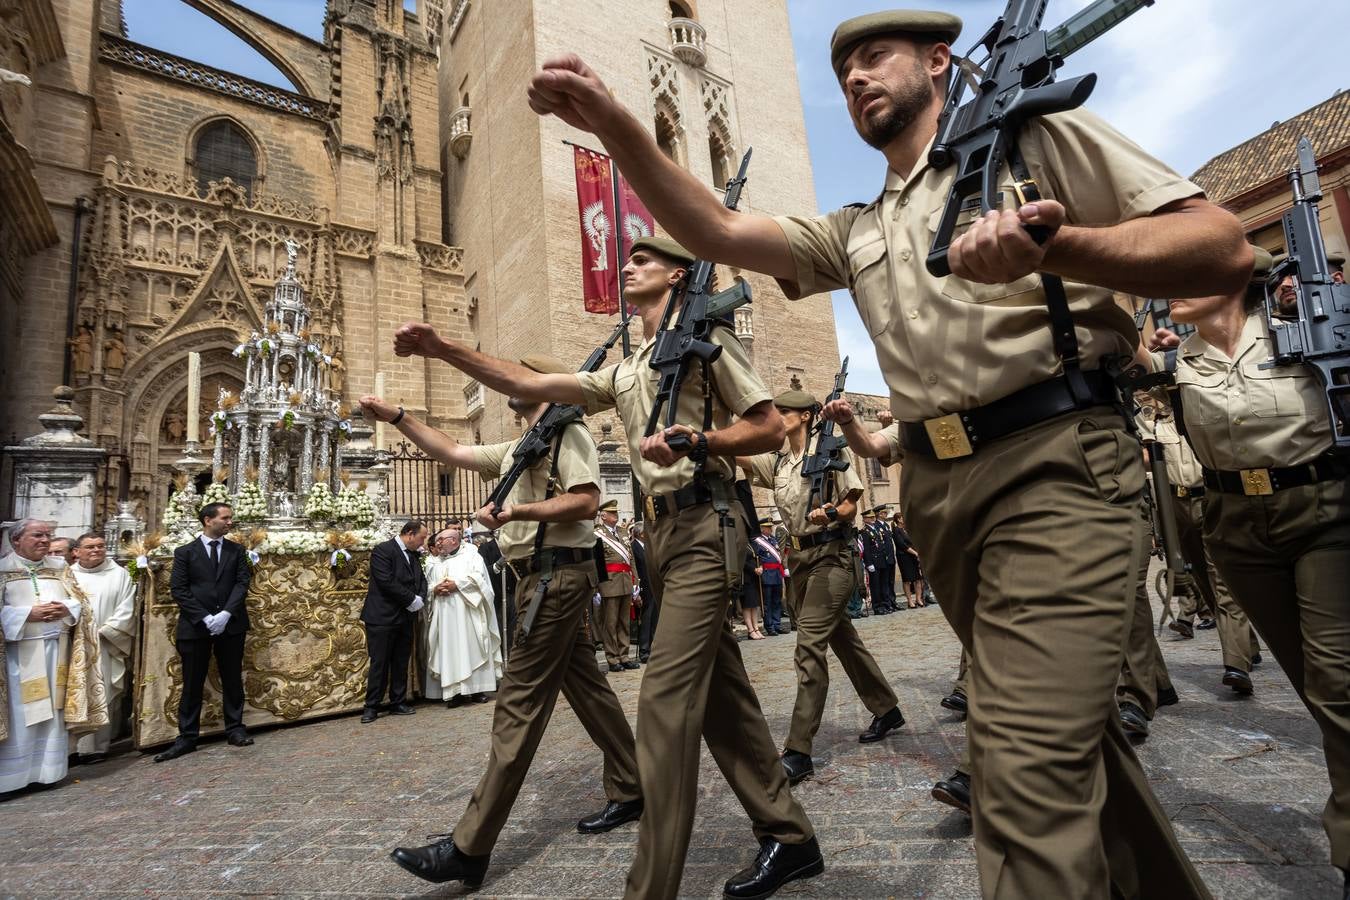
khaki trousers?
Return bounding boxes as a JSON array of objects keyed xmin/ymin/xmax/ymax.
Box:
[
  {"xmin": 1205, "ymin": 478, "xmax": 1350, "ymax": 869},
  {"xmin": 454, "ymin": 561, "xmax": 640, "ymax": 855},
  {"xmin": 1172, "ymin": 494, "xmax": 1260, "ymax": 670},
  {"xmin": 625, "ymin": 502, "xmax": 813, "ymax": 900},
  {"xmin": 783, "ymin": 539, "xmax": 898, "ymax": 755},
  {"xmin": 903, "ymin": 410, "xmax": 1208, "ymax": 900},
  {"xmin": 599, "ymin": 574, "xmax": 634, "ymax": 666},
  {"xmin": 1118, "ymin": 508, "xmax": 1174, "ymax": 718}
]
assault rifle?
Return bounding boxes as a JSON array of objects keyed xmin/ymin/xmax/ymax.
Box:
[
  {"xmin": 801, "ymin": 357, "xmax": 851, "ymax": 519},
  {"xmin": 927, "ymin": 0, "xmax": 1153, "ymax": 277},
  {"xmin": 485, "ymin": 320, "xmax": 629, "ymax": 515},
  {"xmin": 645, "ymin": 149, "xmax": 754, "ymax": 452},
  {"xmin": 1262, "ymin": 137, "xmax": 1350, "ymax": 447}
]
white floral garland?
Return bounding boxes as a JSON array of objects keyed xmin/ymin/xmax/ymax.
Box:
[{"xmin": 303, "ymin": 482, "xmax": 336, "ymax": 520}]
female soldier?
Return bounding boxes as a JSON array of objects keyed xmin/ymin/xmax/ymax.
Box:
[{"xmin": 1161, "ymin": 247, "xmax": 1349, "ymax": 893}]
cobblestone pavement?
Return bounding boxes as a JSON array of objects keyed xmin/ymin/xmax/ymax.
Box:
[{"xmin": 1, "ymin": 591, "xmax": 1342, "ymax": 898}]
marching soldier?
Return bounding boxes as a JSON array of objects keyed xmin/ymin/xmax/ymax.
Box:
[
  {"xmin": 1146, "ymin": 393, "xmax": 1263, "ymax": 692},
  {"xmin": 1155, "ymin": 247, "xmax": 1350, "ymax": 893},
  {"xmin": 391, "ymin": 235, "xmax": 820, "ymax": 899},
  {"xmin": 1115, "ymin": 497, "xmax": 1179, "ymax": 741},
  {"xmin": 529, "ymin": 7, "xmax": 1252, "ymax": 893},
  {"xmin": 740, "ymin": 389, "xmax": 906, "ymax": 785},
  {"xmin": 595, "ymin": 500, "xmax": 640, "ymax": 671},
  {"xmin": 363, "ymin": 365, "xmax": 643, "ymax": 891}
]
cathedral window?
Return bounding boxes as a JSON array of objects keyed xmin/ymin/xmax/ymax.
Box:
[
  {"xmin": 669, "ymin": 0, "xmax": 695, "ymax": 18},
  {"xmin": 708, "ymin": 127, "xmax": 731, "ymax": 189},
  {"xmin": 194, "ymin": 120, "xmax": 257, "ymax": 198}
]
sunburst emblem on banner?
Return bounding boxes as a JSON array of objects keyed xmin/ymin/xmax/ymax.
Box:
[
  {"xmin": 582, "ymin": 200, "xmax": 612, "ymax": 271},
  {"xmin": 624, "ymin": 212, "xmax": 652, "ymax": 250}
]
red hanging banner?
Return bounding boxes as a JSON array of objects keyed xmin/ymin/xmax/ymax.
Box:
[
  {"xmin": 616, "ymin": 176, "xmax": 655, "ymax": 263},
  {"xmin": 573, "ymin": 146, "xmax": 619, "ymax": 314}
]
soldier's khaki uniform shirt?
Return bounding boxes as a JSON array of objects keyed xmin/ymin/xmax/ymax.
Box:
[
  {"xmin": 877, "ymin": 422, "xmax": 903, "ymax": 466},
  {"xmin": 467, "ymin": 425, "xmax": 600, "ymax": 560},
  {"xmin": 1154, "ymin": 413, "xmax": 1204, "ymax": 489},
  {"xmin": 1169, "ymin": 313, "xmax": 1332, "ymax": 470},
  {"xmin": 575, "ymin": 326, "xmax": 771, "ymax": 494},
  {"xmin": 747, "ymin": 437, "xmax": 865, "ymax": 537},
  {"xmin": 772, "ymin": 108, "xmax": 1202, "ymax": 423}
]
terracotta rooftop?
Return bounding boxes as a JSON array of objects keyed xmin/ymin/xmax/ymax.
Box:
[{"xmin": 1191, "ymin": 90, "xmax": 1350, "ymax": 204}]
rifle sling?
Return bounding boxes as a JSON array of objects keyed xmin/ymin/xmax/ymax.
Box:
[
  {"xmin": 1007, "ymin": 144, "xmax": 1093, "ymax": 408},
  {"xmin": 519, "ymin": 425, "xmax": 569, "ymax": 641}
]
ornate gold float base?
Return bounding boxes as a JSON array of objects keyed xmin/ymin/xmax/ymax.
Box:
[{"xmin": 133, "ymin": 551, "xmax": 377, "ymax": 748}]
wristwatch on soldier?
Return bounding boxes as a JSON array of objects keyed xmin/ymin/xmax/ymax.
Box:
[
  {"xmin": 687, "ymin": 431, "xmax": 709, "ymax": 464},
  {"xmin": 825, "ymin": 506, "xmax": 839, "ymax": 522}
]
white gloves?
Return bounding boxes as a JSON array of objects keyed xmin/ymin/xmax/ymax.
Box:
[
  {"xmin": 203, "ymin": 611, "xmax": 231, "ymax": 635},
  {"xmin": 867, "ymin": 565, "xmax": 876, "ymax": 573},
  {"xmin": 406, "ymin": 595, "xmax": 425, "ymax": 613}
]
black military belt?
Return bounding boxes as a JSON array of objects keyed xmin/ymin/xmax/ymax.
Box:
[
  {"xmin": 507, "ymin": 546, "xmax": 592, "ymax": 578},
  {"xmin": 643, "ymin": 481, "xmax": 715, "ymax": 521},
  {"xmin": 787, "ymin": 526, "xmax": 852, "ymax": 551},
  {"xmin": 1202, "ymin": 453, "xmax": 1349, "ymax": 496},
  {"xmin": 1173, "ymin": 484, "xmax": 1205, "ymax": 499},
  {"xmin": 900, "ymin": 370, "xmax": 1118, "ymax": 460}
]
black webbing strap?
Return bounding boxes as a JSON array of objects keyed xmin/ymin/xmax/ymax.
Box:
[
  {"xmin": 1007, "ymin": 144, "xmax": 1093, "ymax": 408},
  {"xmin": 1163, "ymin": 349, "xmax": 1189, "ymax": 438},
  {"xmin": 518, "ymin": 426, "xmax": 568, "ymax": 641}
]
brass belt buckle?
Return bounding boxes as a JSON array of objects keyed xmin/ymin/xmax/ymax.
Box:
[
  {"xmin": 1175, "ymin": 484, "xmax": 1188, "ymax": 499},
  {"xmin": 1239, "ymin": 468, "xmax": 1274, "ymax": 496},
  {"xmin": 1011, "ymin": 178, "xmax": 1039, "ymax": 207},
  {"xmin": 643, "ymin": 494, "xmax": 657, "ymax": 521},
  {"xmin": 923, "ymin": 413, "xmax": 974, "ymax": 460},
  {"xmin": 789, "ymin": 535, "xmax": 802, "ymax": 551}
]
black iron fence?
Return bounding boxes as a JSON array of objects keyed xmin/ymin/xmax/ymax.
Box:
[{"xmin": 386, "ymin": 439, "xmax": 493, "ymax": 533}]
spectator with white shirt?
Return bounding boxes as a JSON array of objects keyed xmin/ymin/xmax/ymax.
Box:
[
  {"xmin": 360, "ymin": 521, "xmax": 429, "ymax": 724},
  {"xmin": 155, "ymin": 502, "xmax": 253, "ymax": 762}
]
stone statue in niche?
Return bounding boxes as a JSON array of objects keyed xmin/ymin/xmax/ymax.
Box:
[
  {"xmin": 69, "ymin": 325, "xmax": 93, "ymax": 375},
  {"xmin": 162, "ymin": 410, "xmax": 186, "ymax": 444},
  {"xmin": 103, "ymin": 331, "xmax": 126, "ymax": 372}
]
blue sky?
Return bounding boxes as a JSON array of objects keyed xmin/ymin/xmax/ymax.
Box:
[{"xmin": 125, "ymin": 0, "xmax": 1344, "ymax": 396}]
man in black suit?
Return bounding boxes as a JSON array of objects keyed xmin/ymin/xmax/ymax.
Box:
[
  {"xmin": 361, "ymin": 520, "xmax": 429, "ymax": 723},
  {"xmin": 155, "ymin": 502, "xmax": 253, "ymax": 762}
]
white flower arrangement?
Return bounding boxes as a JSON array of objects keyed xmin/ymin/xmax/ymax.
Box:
[
  {"xmin": 303, "ymin": 482, "xmax": 335, "ymax": 520},
  {"xmin": 260, "ymin": 530, "xmax": 329, "ymax": 554},
  {"xmin": 333, "ymin": 487, "xmax": 374, "ymax": 525},
  {"xmin": 160, "ymin": 490, "xmax": 199, "ymax": 530},
  {"xmin": 233, "ymin": 481, "xmax": 268, "ymax": 521},
  {"xmin": 201, "ymin": 480, "xmax": 231, "ymax": 507}
]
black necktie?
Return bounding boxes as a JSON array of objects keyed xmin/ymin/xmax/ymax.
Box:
[{"xmin": 209, "ymin": 540, "xmax": 220, "ymax": 570}]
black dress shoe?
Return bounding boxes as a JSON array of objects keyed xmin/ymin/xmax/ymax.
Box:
[
  {"xmin": 1223, "ymin": 667, "xmax": 1254, "ymax": 695},
  {"xmin": 390, "ymin": 703, "xmax": 416, "ymax": 715},
  {"xmin": 931, "ymin": 771, "xmax": 971, "ymax": 814},
  {"xmin": 723, "ymin": 835, "xmax": 824, "ymax": 899},
  {"xmin": 361, "ymin": 708, "xmax": 379, "ymax": 724},
  {"xmin": 390, "ymin": 836, "xmax": 489, "ymax": 887},
  {"xmin": 78, "ymin": 752, "xmax": 108, "ymax": 765},
  {"xmin": 1251, "ymin": 652, "xmax": 1263, "ymax": 666},
  {"xmin": 858, "ymin": 706, "xmax": 905, "ymax": 743},
  {"xmin": 1119, "ymin": 701, "xmax": 1150, "ymax": 740},
  {"xmin": 608, "ymin": 663, "xmax": 623, "ymax": 673},
  {"xmin": 639, "ymin": 654, "xmax": 650, "ymax": 664},
  {"xmin": 469, "ymin": 692, "xmax": 489, "ymax": 704},
  {"xmin": 623, "ymin": 660, "xmax": 641, "ymax": 670},
  {"xmin": 576, "ymin": 798, "xmax": 644, "ymax": 834},
  {"xmin": 1156, "ymin": 686, "xmax": 1180, "ymax": 708},
  {"xmin": 1168, "ymin": 619, "xmax": 1195, "ymax": 640},
  {"xmin": 226, "ymin": 731, "xmax": 254, "ymax": 747},
  {"xmin": 939, "ymin": 690, "xmax": 968, "ymax": 714},
  {"xmin": 153, "ymin": 739, "xmax": 196, "ymax": 763},
  {"xmin": 1196, "ymin": 617, "xmax": 1217, "ymax": 629},
  {"xmin": 780, "ymin": 750, "xmax": 814, "ymax": 785}
]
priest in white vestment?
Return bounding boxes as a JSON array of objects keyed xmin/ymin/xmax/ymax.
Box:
[
  {"xmin": 70, "ymin": 533, "xmax": 137, "ymax": 758},
  {"xmin": 1, "ymin": 519, "xmax": 107, "ymax": 792},
  {"xmin": 423, "ymin": 525, "xmax": 501, "ymax": 704}
]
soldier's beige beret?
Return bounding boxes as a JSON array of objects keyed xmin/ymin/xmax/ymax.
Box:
[
  {"xmin": 773, "ymin": 389, "xmax": 819, "ymax": 410},
  {"xmin": 1250, "ymin": 246, "xmax": 1274, "ymax": 282},
  {"xmin": 831, "ymin": 10, "xmax": 963, "ymax": 76},
  {"xmin": 519, "ymin": 354, "xmax": 571, "ymax": 375},
  {"xmin": 630, "ymin": 236, "xmax": 694, "ymax": 265}
]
